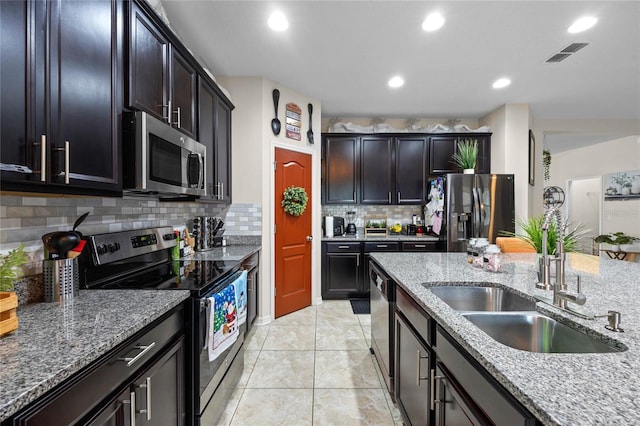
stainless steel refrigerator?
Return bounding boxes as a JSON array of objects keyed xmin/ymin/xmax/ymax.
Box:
[{"xmin": 445, "ymin": 174, "xmax": 515, "ymax": 252}]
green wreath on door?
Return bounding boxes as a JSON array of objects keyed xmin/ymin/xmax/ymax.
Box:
[{"xmin": 282, "ymin": 186, "xmax": 308, "ymax": 216}]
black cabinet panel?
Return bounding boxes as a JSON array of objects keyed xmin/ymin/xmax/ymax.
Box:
[
  {"xmin": 214, "ymin": 96, "xmax": 232, "ymax": 202},
  {"xmin": 323, "ymin": 136, "xmax": 358, "ymax": 204},
  {"xmin": 128, "ymin": 2, "xmax": 169, "ymax": 121},
  {"xmin": 322, "ymin": 242, "xmax": 363, "ymax": 298},
  {"xmin": 429, "ymin": 135, "xmax": 491, "ymax": 175},
  {"xmin": 1, "ymin": 0, "xmax": 121, "ymax": 194},
  {"xmin": 396, "ymin": 137, "xmax": 427, "ymax": 204},
  {"xmin": 361, "ymin": 136, "xmax": 393, "ymax": 204},
  {"xmin": 171, "ymin": 49, "xmax": 197, "ymax": 138}
]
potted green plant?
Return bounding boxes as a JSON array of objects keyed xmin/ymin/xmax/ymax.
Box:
[
  {"xmin": 451, "ymin": 139, "xmax": 478, "ymax": 174},
  {"xmin": 501, "ymin": 215, "xmax": 587, "ymax": 254},
  {"xmin": 594, "ymin": 232, "xmax": 638, "ymax": 252},
  {"xmin": 0, "ymin": 244, "xmax": 27, "ymax": 336}
]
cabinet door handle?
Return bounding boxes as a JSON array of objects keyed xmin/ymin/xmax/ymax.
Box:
[
  {"xmin": 415, "ymin": 244, "xmax": 426, "ymax": 248},
  {"xmin": 377, "ymin": 244, "xmax": 388, "ymax": 248},
  {"xmin": 33, "ymin": 135, "xmax": 47, "ymax": 181},
  {"xmin": 338, "ymin": 245, "xmax": 350, "ymax": 249},
  {"xmin": 388, "ymin": 192, "xmax": 391, "ymax": 203},
  {"xmin": 173, "ymin": 106, "xmax": 181, "ymax": 128},
  {"xmin": 118, "ymin": 342, "xmax": 156, "ymax": 367},
  {"xmin": 138, "ymin": 377, "xmax": 152, "ymax": 420},
  {"xmin": 356, "ymin": 253, "xmax": 360, "ymax": 267},
  {"xmin": 124, "ymin": 391, "xmax": 136, "ymax": 426},
  {"xmin": 416, "ymin": 350, "xmax": 429, "ymax": 386},
  {"xmin": 53, "ymin": 141, "xmax": 70, "ymax": 184},
  {"xmin": 398, "ymin": 191, "xmax": 401, "ymax": 201},
  {"xmin": 353, "ymin": 191, "xmax": 356, "ymax": 202},
  {"xmin": 430, "ymin": 369, "xmax": 444, "ymax": 410},
  {"xmin": 220, "ymin": 182, "xmax": 224, "ymax": 199}
]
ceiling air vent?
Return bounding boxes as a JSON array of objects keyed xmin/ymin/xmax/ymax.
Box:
[
  {"xmin": 546, "ymin": 53, "xmax": 572, "ymax": 63},
  {"xmin": 561, "ymin": 42, "xmax": 589, "ymax": 53},
  {"xmin": 545, "ymin": 42, "xmax": 589, "ymax": 63}
]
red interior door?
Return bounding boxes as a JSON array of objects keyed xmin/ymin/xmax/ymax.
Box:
[{"xmin": 274, "ymin": 148, "xmax": 312, "ymax": 318}]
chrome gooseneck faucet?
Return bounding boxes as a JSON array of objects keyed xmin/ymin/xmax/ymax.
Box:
[{"xmin": 537, "ymin": 207, "xmax": 586, "ymax": 308}]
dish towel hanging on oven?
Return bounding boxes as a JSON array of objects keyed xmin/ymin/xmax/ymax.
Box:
[
  {"xmin": 235, "ymin": 271, "xmax": 248, "ymax": 326},
  {"xmin": 207, "ymin": 281, "xmax": 239, "ymax": 362}
]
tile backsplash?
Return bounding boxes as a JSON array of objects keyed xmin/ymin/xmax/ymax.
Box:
[
  {"xmin": 0, "ymin": 194, "xmax": 261, "ymax": 272},
  {"xmin": 321, "ymin": 205, "xmax": 424, "ymax": 228}
]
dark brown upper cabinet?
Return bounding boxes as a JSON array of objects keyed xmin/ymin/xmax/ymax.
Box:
[
  {"xmin": 198, "ymin": 77, "xmax": 232, "ymax": 203},
  {"xmin": 429, "ymin": 134, "xmax": 491, "ymax": 175},
  {"xmin": 395, "ymin": 136, "xmax": 428, "ymax": 204},
  {"xmin": 322, "ymin": 135, "xmax": 359, "ymax": 204},
  {"xmin": 361, "ymin": 136, "xmax": 393, "ymax": 204},
  {"xmin": 128, "ymin": 1, "xmax": 197, "ymax": 139},
  {"xmin": 0, "ymin": 0, "xmax": 122, "ymax": 195}
]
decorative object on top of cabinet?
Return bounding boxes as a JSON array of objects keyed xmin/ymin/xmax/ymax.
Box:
[
  {"xmin": 451, "ymin": 138, "xmax": 478, "ymax": 173},
  {"xmin": 1, "ymin": 0, "xmax": 122, "ymax": 196},
  {"xmin": 327, "ymin": 120, "xmax": 491, "ymax": 134},
  {"xmin": 307, "ymin": 104, "xmax": 315, "ymax": 144},
  {"xmin": 429, "ymin": 134, "xmax": 490, "ymax": 175},
  {"xmin": 271, "ymin": 89, "xmax": 281, "ymax": 135},
  {"xmin": 285, "ymin": 103, "xmax": 302, "ymax": 141}
]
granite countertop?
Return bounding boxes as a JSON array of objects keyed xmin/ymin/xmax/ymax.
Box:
[
  {"xmin": 0, "ymin": 290, "xmax": 190, "ymax": 421},
  {"xmin": 370, "ymin": 252, "xmax": 640, "ymax": 425},
  {"xmin": 185, "ymin": 244, "xmax": 261, "ymax": 262},
  {"xmin": 322, "ymin": 234, "xmax": 441, "ymax": 242}
]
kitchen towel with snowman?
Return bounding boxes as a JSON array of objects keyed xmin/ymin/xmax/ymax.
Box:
[{"xmin": 208, "ymin": 279, "xmax": 240, "ymax": 361}]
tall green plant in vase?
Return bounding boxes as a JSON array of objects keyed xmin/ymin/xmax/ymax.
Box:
[
  {"xmin": 501, "ymin": 216, "xmax": 587, "ymax": 254},
  {"xmin": 451, "ymin": 139, "xmax": 478, "ymax": 174}
]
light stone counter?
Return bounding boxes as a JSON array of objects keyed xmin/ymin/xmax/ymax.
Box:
[
  {"xmin": 0, "ymin": 290, "xmax": 190, "ymax": 421},
  {"xmin": 370, "ymin": 252, "xmax": 640, "ymax": 425}
]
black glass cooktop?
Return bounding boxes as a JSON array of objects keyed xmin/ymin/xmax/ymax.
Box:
[{"xmin": 84, "ymin": 259, "xmax": 240, "ymax": 294}]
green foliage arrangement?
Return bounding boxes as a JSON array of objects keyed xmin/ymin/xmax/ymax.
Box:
[
  {"xmin": 282, "ymin": 186, "xmax": 308, "ymax": 217},
  {"xmin": 501, "ymin": 216, "xmax": 587, "ymax": 254},
  {"xmin": 451, "ymin": 139, "xmax": 478, "ymax": 170},
  {"xmin": 0, "ymin": 244, "xmax": 28, "ymax": 292},
  {"xmin": 594, "ymin": 232, "xmax": 638, "ymax": 245}
]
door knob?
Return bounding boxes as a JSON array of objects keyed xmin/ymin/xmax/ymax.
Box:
[{"xmin": 306, "ymin": 236, "xmax": 313, "ymax": 241}]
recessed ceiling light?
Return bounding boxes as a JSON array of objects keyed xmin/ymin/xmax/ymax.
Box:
[
  {"xmin": 422, "ymin": 12, "xmax": 445, "ymax": 32},
  {"xmin": 492, "ymin": 78, "xmax": 511, "ymax": 89},
  {"xmin": 568, "ymin": 16, "xmax": 597, "ymax": 33},
  {"xmin": 388, "ymin": 76, "xmax": 404, "ymax": 88},
  {"xmin": 268, "ymin": 11, "xmax": 289, "ymax": 32}
]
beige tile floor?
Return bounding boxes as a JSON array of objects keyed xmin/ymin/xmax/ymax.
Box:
[{"xmin": 214, "ymin": 300, "xmax": 403, "ymax": 426}]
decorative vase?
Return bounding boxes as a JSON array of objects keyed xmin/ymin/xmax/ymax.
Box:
[
  {"xmin": 463, "ymin": 168, "xmax": 475, "ymax": 174},
  {"xmin": 631, "ymin": 175, "xmax": 640, "ymax": 195},
  {"xmin": 0, "ymin": 292, "xmax": 18, "ymax": 337}
]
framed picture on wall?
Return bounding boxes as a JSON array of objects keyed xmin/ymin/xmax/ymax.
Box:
[
  {"xmin": 604, "ymin": 169, "xmax": 640, "ymax": 200},
  {"xmin": 528, "ymin": 130, "xmax": 535, "ymax": 186}
]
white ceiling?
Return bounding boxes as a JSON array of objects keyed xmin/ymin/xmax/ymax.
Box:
[{"xmin": 160, "ymin": 1, "xmax": 640, "ymax": 147}]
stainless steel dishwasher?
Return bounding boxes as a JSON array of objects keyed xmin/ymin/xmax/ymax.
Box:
[{"xmin": 369, "ymin": 259, "xmax": 395, "ymax": 395}]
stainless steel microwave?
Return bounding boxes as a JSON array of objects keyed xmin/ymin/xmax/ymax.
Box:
[{"xmin": 123, "ymin": 111, "xmax": 206, "ymax": 197}]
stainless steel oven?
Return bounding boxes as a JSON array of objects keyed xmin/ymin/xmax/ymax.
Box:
[
  {"xmin": 123, "ymin": 111, "xmax": 206, "ymax": 197},
  {"xmin": 79, "ymin": 227, "xmax": 248, "ymax": 425}
]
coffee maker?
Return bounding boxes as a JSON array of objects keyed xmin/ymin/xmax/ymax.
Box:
[{"xmin": 345, "ymin": 210, "xmax": 357, "ymax": 235}]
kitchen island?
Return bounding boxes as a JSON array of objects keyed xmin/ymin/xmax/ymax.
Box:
[
  {"xmin": 371, "ymin": 252, "xmax": 640, "ymax": 425},
  {"xmin": 0, "ymin": 290, "xmax": 190, "ymax": 422}
]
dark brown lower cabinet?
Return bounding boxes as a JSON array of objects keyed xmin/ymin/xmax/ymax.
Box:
[
  {"xmin": 434, "ymin": 363, "xmax": 489, "ymax": 425},
  {"xmin": 322, "ymin": 242, "xmax": 363, "ymax": 298},
  {"xmin": 395, "ymin": 313, "xmax": 432, "ymax": 426},
  {"xmin": 4, "ymin": 308, "xmax": 185, "ymax": 426}
]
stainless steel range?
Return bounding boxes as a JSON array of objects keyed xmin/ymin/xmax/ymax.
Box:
[{"xmin": 79, "ymin": 226, "xmax": 249, "ymax": 425}]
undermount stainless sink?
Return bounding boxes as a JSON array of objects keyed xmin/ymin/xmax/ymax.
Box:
[
  {"xmin": 429, "ymin": 285, "xmax": 536, "ymax": 312},
  {"xmin": 463, "ymin": 312, "xmax": 621, "ymax": 353}
]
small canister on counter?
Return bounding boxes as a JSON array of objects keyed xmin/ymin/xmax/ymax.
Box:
[
  {"xmin": 466, "ymin": 238, "xmax": 478, "ymax": 264},
  {"xmin": 473, "ymin": 238, "xmax": 489, "ymax": 268},
  {"xmin": 484, "ymin": 244, "xmax": 502, "ymax": 272}
]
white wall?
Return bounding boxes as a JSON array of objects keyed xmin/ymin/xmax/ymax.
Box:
[
  {"xmin": 480, "ymin": 104, "xmax": 533, "ymax": 229},
  {"xmin": 548, "ymin": 136, "xmax": 640, "ymax": 243},
  {"xmin": 219, "ymin": 76, "xmax": 322, "ymax": 324}
]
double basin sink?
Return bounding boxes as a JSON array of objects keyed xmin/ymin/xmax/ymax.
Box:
[{"xmin": 428, "ymin": 286, "xmax": 621, "ymax": 353}]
